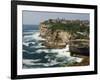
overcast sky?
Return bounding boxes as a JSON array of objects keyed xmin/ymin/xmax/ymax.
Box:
[{"xmin": 23, "ymin": 11, "xmax": 89, "ymax": 25}]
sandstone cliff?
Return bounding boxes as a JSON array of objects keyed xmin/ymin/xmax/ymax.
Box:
[
  {"xmin": 39, "ymin": 23, "xmax": 71, "ymax": 48},
  {"xmin": 39, "ymin": 19, "xmax": 89, "ymax": 49}
]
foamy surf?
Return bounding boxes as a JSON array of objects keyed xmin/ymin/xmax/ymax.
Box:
[{"xmin": 23, "ymin": 30, "xmax": 83, "ymax": 68}]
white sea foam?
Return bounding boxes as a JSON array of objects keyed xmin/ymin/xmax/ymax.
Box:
[
  {"xmin": 44, "ymin": 55, "xmax": 49, "ymax": 59},
  {"xmin": 30, "ymin": 42, "xmax": 46, "ymax": 48},
  {"xmin": 23, "ymin": 59, "xmax": 52, "ymax": 66},
  {"xmin": 67, "ymin": 57, "xmax": 83, "ymax": 63},
  {"xmin": 49, "ymin": 45, "xmax": 71, "ymax": 57},
  {"xmin": 75, "ymin": 57, "xmax": 83, "ymax": 63},
  {"xmin": 23, "ymin": 59, "xmax": 41, "ymax": 65},
  {"xmin": 36, "ymin": 49, "xmax": 49, "ymax": 53},
  {"xmin": 24, "ymin": 35, "xmax": 33, "ymax": 42},
  {"xmin": 57, "ymin": 51, "xmax": 71, "ymax": 57},
  {"xmin": 23, "ymin": 42, "xmax": 36, "ymax": 47},
  {"xmin": 23, "ymin": 50, "xmax": 30, "ymax": 53},
  {"xmin": 43, "ymin": 61, "xmax": 59, "ymax": 66},
  {"xmin": 23, "ymin": 42, "xmax": 29, "ymax": 46},
  {"xmin": 35, "ymin": 45, "xmax": 71, "ymax": 57},
  {"xmin": 33, "ymin": 32, "xmax": 46, "ymax": 41}
]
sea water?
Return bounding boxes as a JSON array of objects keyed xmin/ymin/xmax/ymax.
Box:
[{"xmin": 22, "ymin": 25, "xmax": 83, "ymax": 69}]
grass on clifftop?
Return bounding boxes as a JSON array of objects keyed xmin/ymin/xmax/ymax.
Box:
[
  {"xmin": 48, "ymin": 23, "xmax": 88, "ymax": 32},
  {"xmin": 47, "ymin": 22, "xmax": 89, "ymax": 39}
]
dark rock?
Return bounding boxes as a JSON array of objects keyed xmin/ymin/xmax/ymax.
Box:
[{"xmin": 69, "ymin": 45, "xmax": 89, "ymax": 56}]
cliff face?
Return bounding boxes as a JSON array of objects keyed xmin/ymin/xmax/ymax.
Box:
[
  {"xmin": 39, "ymin": 19, "xmax": 89, "ymax": 56},
  {"xmin": 39, "ymin": 23, "xmax": 71, "ymax": 48},
  {"xmin": 39, "ymin": 24, "xmax": 48, "ymax": 38},
  {"xmin": 39, "ymin": 19, "xmax": 89, "ymax": 49}
]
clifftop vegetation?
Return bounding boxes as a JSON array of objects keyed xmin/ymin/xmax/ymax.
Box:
[{"xmin": 41, "ymin": 19, "xmax": 89, "ymax": 40}]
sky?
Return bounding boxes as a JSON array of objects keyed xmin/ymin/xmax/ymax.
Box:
[{"xmin": 23, "ymin": 11, "xmax": 89, "ymax": 25}]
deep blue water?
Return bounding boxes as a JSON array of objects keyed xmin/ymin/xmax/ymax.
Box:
[{"xmin": 23, "ymin": 25, "xmax": 39, "ymax": 31}]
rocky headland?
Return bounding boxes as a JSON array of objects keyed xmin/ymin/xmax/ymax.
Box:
[
  {"xmin": 38, "ymin": 19, "xmax": 90, "ymax": 66},
  {"xmin": 39, "ymin": 19, "xmax": 89, "ymax": 50}
]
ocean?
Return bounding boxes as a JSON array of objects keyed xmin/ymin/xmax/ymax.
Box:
[{"xmin": 22, "ymin": 25, "xmax": 82, "ymax": 69}]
